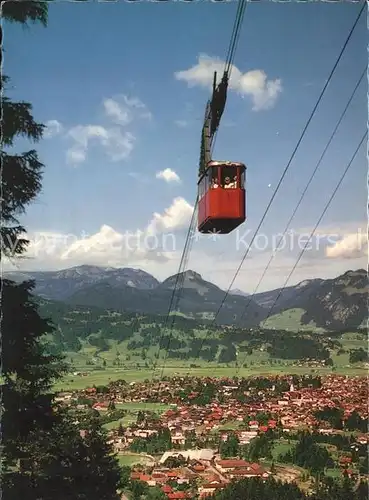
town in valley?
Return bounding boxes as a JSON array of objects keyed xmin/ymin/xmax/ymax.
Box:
[{"xmin": 57, "ymin": 373, "xmax": 368, "ymax": 499}]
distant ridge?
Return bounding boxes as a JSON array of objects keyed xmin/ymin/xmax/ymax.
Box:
[
  {"xmin": 230, "ymin": 288, "xmax": 250, "ymax": 297},
  {"xmin": 4, "ymin": 266, "xmax": 367, "ymax": 329}
]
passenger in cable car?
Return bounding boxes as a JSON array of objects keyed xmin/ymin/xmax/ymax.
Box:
[
  {"xmin": 224, "ymin": 176, "xmax": 233, "ymax": 189},
  {"xmin": 211, "ymin": 177, "xmax": 219, "ymax": 188}
]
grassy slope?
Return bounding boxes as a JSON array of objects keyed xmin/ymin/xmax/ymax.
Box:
[
  {"xmin": 260, "ymin": 308, "xmax": 326, "ymax": 332},
  {"xmin": 102, "ymin": 402, "xmax": 172, "ymax": 431},
  {"xmin": 116, "ymin": 454, "xmax": 153, "ymax": 467}
]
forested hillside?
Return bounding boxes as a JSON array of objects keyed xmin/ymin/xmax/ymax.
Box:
[{"xmin": 36, "ymin": 296, "xmax": 368, "ymax": 371}]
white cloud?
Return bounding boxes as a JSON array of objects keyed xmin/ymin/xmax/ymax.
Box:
[
  {"xmin": 66, "ymin": 148, "xmax": 86, "ymax": 164},
  {"xmin": 293, "ymin": 222, "xmax": 367, "ymax": 261},
  {"xmin": 128, "ymin": 172, "xmax": 150, "ymax": 184},
  {"xmin": 295, "ymin": 221, "xmax": 365, "ymax": 236},
  {"xmin": 146, "ymin": 197, "xmax": 194, "ymax": 236},
  {"xmin": 325, "ymin": 231, "xmax": 367, "ymax": 259},
  {"xmin": 174, "ymin": 120, "xmax": 189, "ymax": 128},
  {"xmin": 175, "ymin": 54, "xmax": 282, "ymax": 111},
  {"xmin": 59, "ymin": 224, "xmax": 180, "ymax": 268},
  {"xmin": 60, "ymin": 225, "xmax": 126, "ymax": 262},
  {"xmin": 103, "ymin": 94, "xmax": 152, "ymax": 125},
  {"xmin": 66, "ymin": 125, "xmax": 135, "ymax": 164},
  {"xmin": 156, "ymin": 168, "xmax": 181, "ymax": 183},
  {"xmin": 65, "ymin": 93, "xmax": 150, "ymax": 165},
  {"xmin": 44, "ymin": 119, "xmax": 63, "ymax": 138},
  {"xmin": 4, "ymin": 225, "xmax": 367, "ymax": 293},
  {"xmin": 25, "ymin": 230, "xmax": 69, "ymax": 257},
  {"xmin": 5, "ymin": 209, "xmax": 366, "ymax": 294},
  {"xmin": 103, "ymin": 98, "xmax": 131, "ymax": 126},
  {"xmin": 6, "ymin": 197, "xmax": 195, "ymax": 273}
]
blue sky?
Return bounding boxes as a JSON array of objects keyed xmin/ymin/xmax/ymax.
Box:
[{"xmin": 4, "ymin": 1, "xmax": 367, "ymax": 291}]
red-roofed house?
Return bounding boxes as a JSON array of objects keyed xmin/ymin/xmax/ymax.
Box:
[
  {"xmin": 92, "ymin": 402, "xmax": 109, "ymax": 411},
  {"xmin": 199, "ymin": 481, "xmax": 225, "ymax": 498},
  {"xmin": 259, "ymin": 426, "xmax": 269, "ymax": 433},
  {"xmin": 166, "ymin": 471, "xmax": 179, "ymax": 479},
  {"xmin": 215, "ymin": 459, "xmax": 251, "ymax": 473},
  {"xmin": 167, "ymin": 492, "xmax": 188, "ymax": 499}
]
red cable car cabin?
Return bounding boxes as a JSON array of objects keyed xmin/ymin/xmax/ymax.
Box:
[{"xmin": 197, "ymin": 160, "xmax": 246, "ymax": 234}]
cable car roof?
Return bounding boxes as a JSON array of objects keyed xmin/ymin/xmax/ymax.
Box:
[
  {"xmin": 207, "ymin": 160, "xmax": 247, "ymax": 168},
  {"xmin": 198, "ymin": 161, "xmax": 246, "ymax": 184}
]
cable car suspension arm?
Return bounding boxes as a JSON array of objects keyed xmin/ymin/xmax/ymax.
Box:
[
  {"xmin": 199, "ymin": 71, "xmax": 228, "ymax": 176},
  {"xmin": 198, "ymin": 0, "xmax": 247, "ymax": 176}
]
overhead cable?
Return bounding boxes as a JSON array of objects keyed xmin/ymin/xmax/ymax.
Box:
[
  {"xmin": 239, "ymin": 66, "xmax": 366, "ymax": 324},
  {"xmin": 209, "ymin": 1, "xmax": 365, "ymax": 328}
]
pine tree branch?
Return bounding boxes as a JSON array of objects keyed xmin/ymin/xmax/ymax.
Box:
[
  {"xmin": 1, "ymin": 1, "xmax": 49, "ymax": 27},
  {"xmin": 2, "ymin": 97, "xmax": 45, "ymax": 146},
  {"xmin": 1, "ymin": 150, "xmax": 43, "ymax": 220}
]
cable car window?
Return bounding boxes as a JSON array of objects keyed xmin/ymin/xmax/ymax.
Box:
[
  {"xmin": 240, "ymin": 168, "xmax": 245, "ymax": 189},
  {"xmin": 198, "ymin": 176, "xmax": 204, "ymax": 199},
  {"xmin": 221, "ymin": 166, "xmax": 237, "ymax": 189},
  {"xmin": 210, "ymin": 166, "xmax": 219, "ymax": 189},
  {"xmin": 202, "ymin": 172, "xmax": 209, "ymax": 194},
  {"xmin": 207, "ymin": 168, "xmax": 212, "ymax": 189}
]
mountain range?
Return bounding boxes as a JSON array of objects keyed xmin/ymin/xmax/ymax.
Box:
[{"xmin": 4, "ymin": 265, "xmax": 368, "ymax": 329}]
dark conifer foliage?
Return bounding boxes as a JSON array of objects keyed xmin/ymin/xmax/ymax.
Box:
[
  {"xmin": 4, "ymin": 409, "xmax": 122, "ymax": 500},
  {"xmin": 2, "ymin": 1, "xmax": 49, "ymax": 26},
  {"xmin": 1, "ymin": 75, "xmax": 45, "ymax": 258},
  {"xmin": 1, "ymin": 279, "xmax": 66, "ymax": 462},
  {"xmin": 1, "ymin": 4, "xmax": 122, "ymax": 499},
  {"xmin": 208, "ymin": 477, "xmax": 368, "ymax": 500}
]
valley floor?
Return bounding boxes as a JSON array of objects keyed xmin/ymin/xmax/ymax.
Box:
[{"xmin": 55, "ymin": 363, "xmax": 367, "ymax": 391}]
